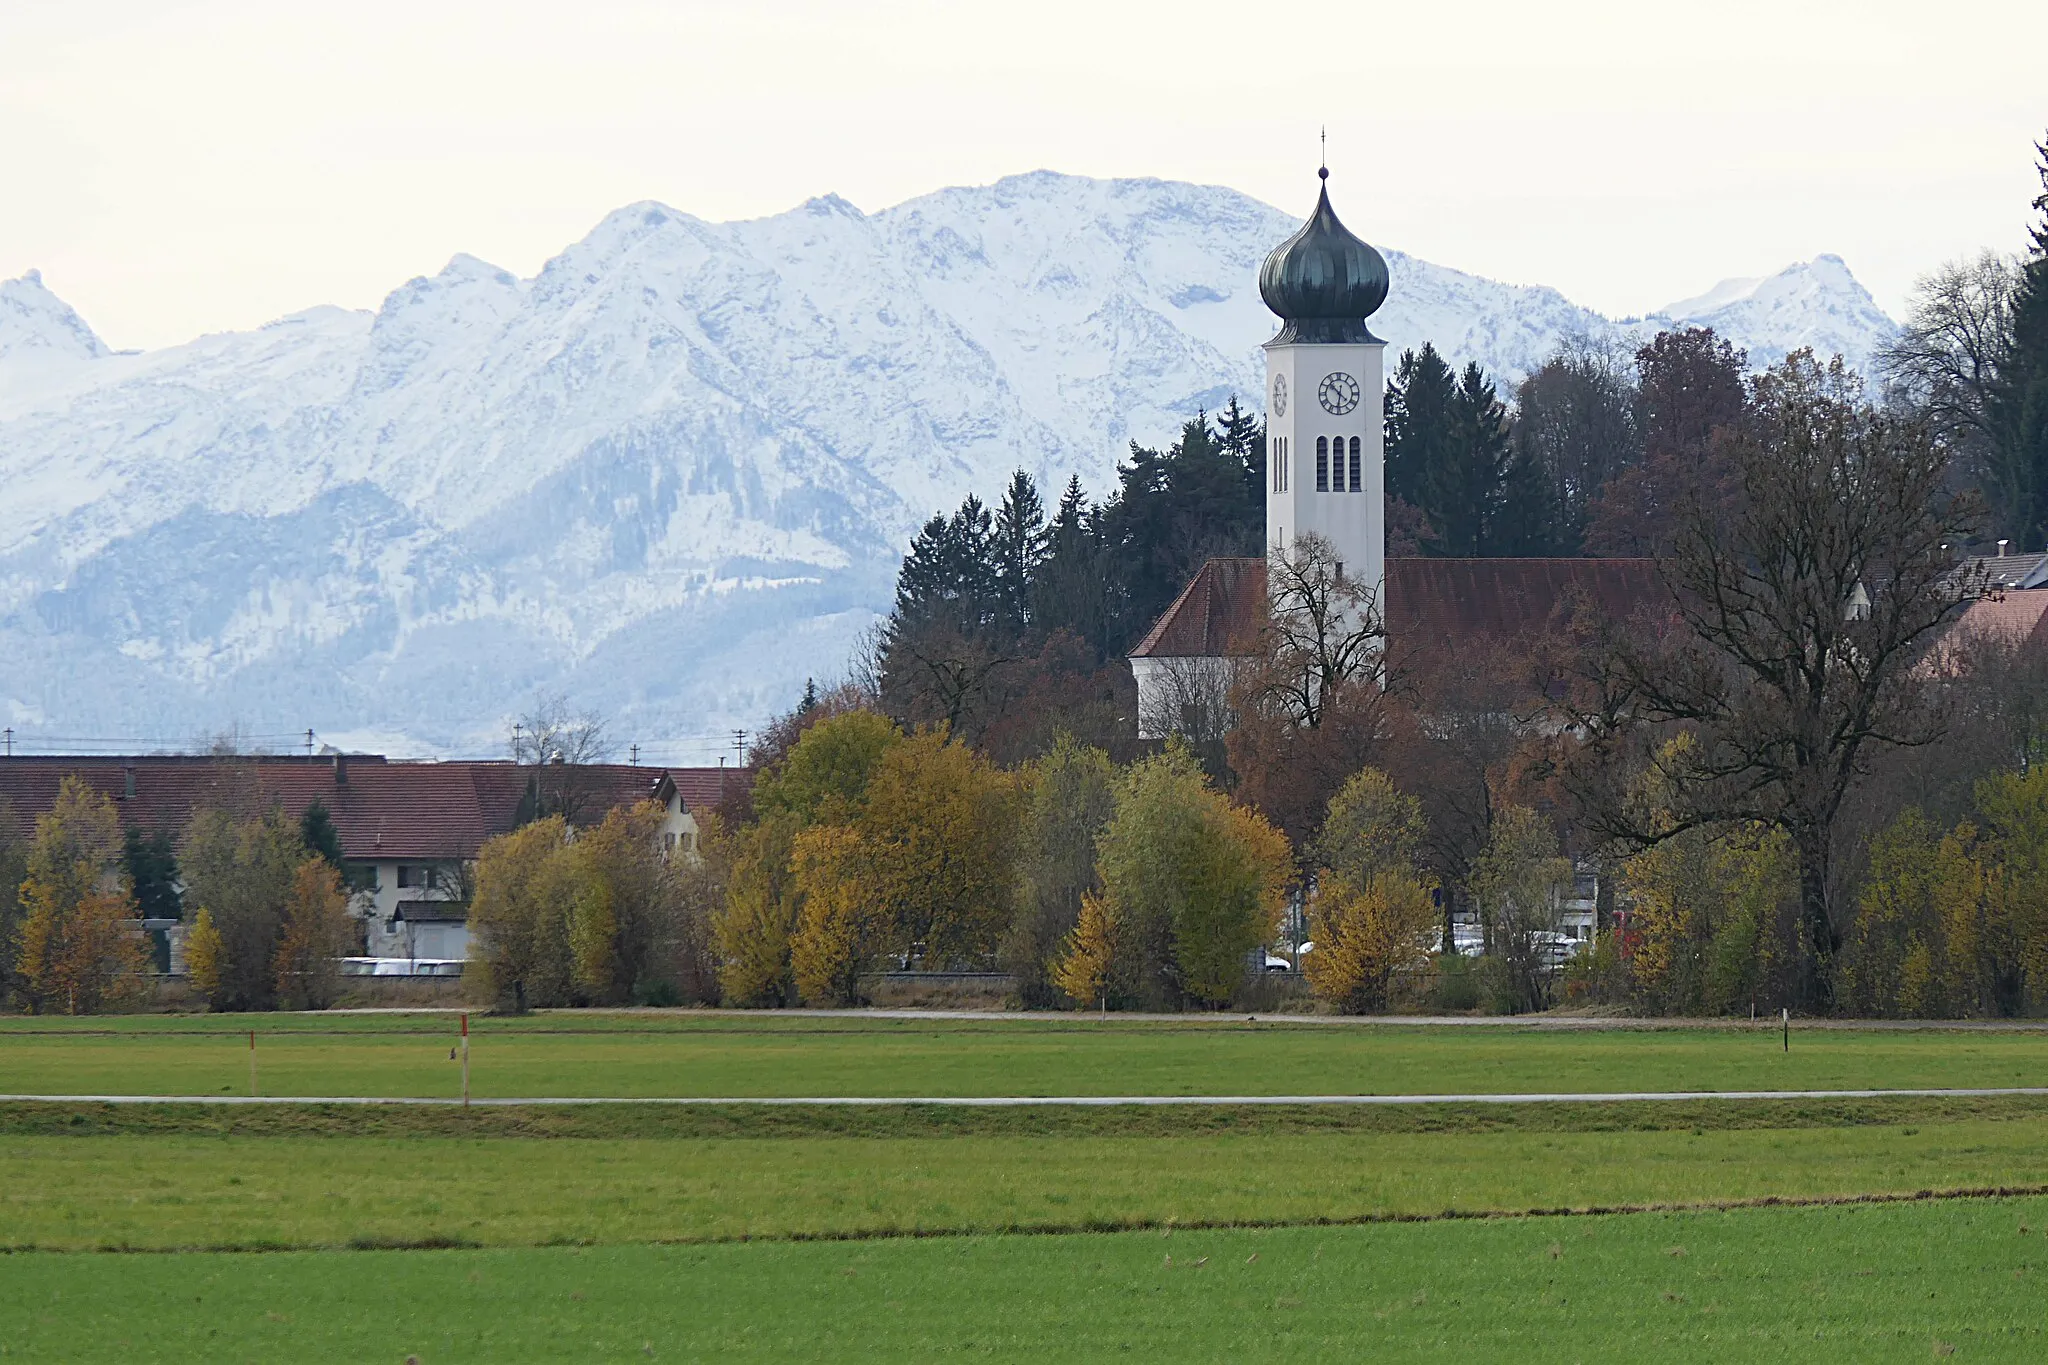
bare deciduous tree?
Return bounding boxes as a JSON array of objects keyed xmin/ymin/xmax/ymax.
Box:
[
  {"xmin": 1879, "ymin": 251, "xmax": 2021, "ymax": 518},
  {"xmin": 510, "ymin": 694, "xmax": 614, "ymax": 826},
  {"xmin": 1580, "ymin": 352, "xmax": 1983, "ymax": 1010},
  {"xmin": 1259, "ymin": 532, "xmax": 1385, "ymax": 729}
]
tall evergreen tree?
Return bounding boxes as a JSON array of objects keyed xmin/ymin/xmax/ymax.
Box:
[
  {"xmin": 299, "ymin": 800, "xmax": 345, "ymax": 873},
  {"xmin": 124, "ymin": 826, "xmax": 182, "ymax": 921},
  {"xmin": 991, "ymin": 470, "xmax": 1048, "ymax": 632},
  {"xmin": 1991, "ymin": 132, "xmax": 2048, "ymax": 548},
  {"xmin": 1390, "ymin": 350, "xmax": 1518, "ymax": 556},
  {"xmin": 1031, "ymin": 476, "xmax": 1113, "ymax": 656},
  {"xmin": 1385, "ymin": 344, "xmax": 1459, "ymax": 513},
  {"xmin": 1214, "ymin": 394, "xmax": 1268, "ymax": 510}
]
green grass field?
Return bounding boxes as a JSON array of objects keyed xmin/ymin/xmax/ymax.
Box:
[
  {"xmin": 6, "ymin": 1198, "xmax": 2048, "ymax": 1362},
  {"xmin": 5, "ymin": 1011, "xmax": 2048, "ymax": 1098},
  {"xmin": 7, "ymin": 1014, "xmax": 2048, "ymax": 1359},
  {"xmin": 4, "ymin": 1116, "xmax": 2048, "ymax": 1252}
]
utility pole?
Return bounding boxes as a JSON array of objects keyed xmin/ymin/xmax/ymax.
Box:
[
  {"xmin": 304, "ymin": 728, "xmax": 315, "ymax": 757},
  {"xmin": 629, "ymin": 742, "xmax": 639, "ymax": 766},
  {"xmin": 2, "ymin": 727, "xmax": 10, "ymax": 757},
  {"xmin": 732, "ymin": 729, "xmax": 748, "ymax": 767}
]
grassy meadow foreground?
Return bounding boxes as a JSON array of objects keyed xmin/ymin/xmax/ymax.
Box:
[
  {"xmin": 6, "ymin": 1199, "xmax": 2048, "ymax": 1362},
  {"xmin": 6, "ymin": 1013, "xmax": 2048, "ymax": 1359}
]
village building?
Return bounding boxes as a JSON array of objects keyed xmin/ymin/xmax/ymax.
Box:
[
  {"xmin": 0, "ymin": 753, "xmax": 744, "ymax": 969},
  {"xmin": 1128, "ymin": 168, "xmax": 1671, "ymax": 957}
]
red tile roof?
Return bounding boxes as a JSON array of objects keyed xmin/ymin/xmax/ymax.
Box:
[
  {"xmin": 1129, "ymin": 557, "xmax": 1670, "ymax": 659},
  {"xmin": 0, "ymin": 756, "xmax": 752, "ymax": 860}
]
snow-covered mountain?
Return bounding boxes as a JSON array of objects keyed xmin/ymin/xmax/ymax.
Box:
[{"xmin": 0, "ymin": 172, "xmax": 1897, "ymax": 754}]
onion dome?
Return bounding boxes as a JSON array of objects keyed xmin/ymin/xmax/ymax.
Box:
[{"xmin": 1258, "ymin": 168, "xmax": 1389, "ymax": 344}]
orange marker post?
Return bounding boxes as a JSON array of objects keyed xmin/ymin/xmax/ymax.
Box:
[{"xmin": 461, "ymin": 1012, "xmax": 470, "ymax": 1107}]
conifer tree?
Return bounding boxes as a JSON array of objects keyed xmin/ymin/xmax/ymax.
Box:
[
  {"xmin": 298, "ymin": 800, "xmax": 344, "ymax": 873},
  {"xmin": 991, "ymin": 470, "xmax": 1048, "ymax": 632},
  {"xmin": 1991, "ymin": 132, "xmax": 2048, "ymax": 548}
]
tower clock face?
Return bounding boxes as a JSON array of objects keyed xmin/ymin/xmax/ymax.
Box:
[
  {"xmin": 1318, "ymin": 371, "xmax": 1361, "ymax": 416},
  {"xmin": 1271, "ymin": 373, "xmax": 1287, "ymax": 417}
]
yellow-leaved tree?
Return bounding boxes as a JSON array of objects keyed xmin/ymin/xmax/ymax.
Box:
[
  {"xmin": 1052, "ymin": 890, "xmax": 1120, "ymax": 1010},
  {"xmin": 272, "ymin": 858, "xmax": 353, "ymax": 1011},
  {"xmin": 1065, "ymin": 741, "xmax": 1291, "ymax": 1009},
  {"xmin": 1304, "ymin": 768, "xmax": 1436, "ymax": 1012},
  {"xmin": 714, "ymin": 710, "xmax": 902, "ymax": 1005},
  {"xmin": 467, "ymin": 815, "xmax": 578, "ymax": 1010},
  {"xmin": 567, "ymin": 801, "xmax": 675, "ymax": 1004},
  {"xmin": 789, "ymin": 825, "xmax": 885, "ymax": 1005},
  {"xmin": 13, "ymin": 776, "xmax": 149, "ymax": 1015}
]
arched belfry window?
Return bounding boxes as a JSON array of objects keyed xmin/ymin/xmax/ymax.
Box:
[
  {"xmin": 1315, "ymin": 436, "xmax": 1329, "ymax": 492},
  {"xmin": 1349, "ymin": 436, "xmax": 1362, "ymax": 492}
]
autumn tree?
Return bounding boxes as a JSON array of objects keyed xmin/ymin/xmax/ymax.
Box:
[
  {"xmin": 1585, "ymin": 328, "xmax": 1748, "ymax": 555},
  {"xmin": 714, "ymin": 710, "xmax": 901, "ymax": 1005},
  {"xmin": 1303, "ymin": 769, "xmax": 1437, "ymax": 1013},
  {"xmin": 273, "ymin": 858, "xmax": 352, "ymax": 1010},
  {"xmin": 1470, "ymin": 805, "xmax": 1572, "ymax": 1013},
  {"xmin": 0, "ymin": 803, "xmax": 26, "ymax": 1008},
  {"xmin": 1063, "ymin": 742, "xmax": 1290, "ymax": 1008},
  {"xmin": 12, "ymin": 777, "xmax": 149, "ymax": 1014},
  {"xmin": 1003, "ymin": 735, "xmax": 1117, "ymax": 1006},
  {"xmin": 789, "ymin": 825, "xmax": 888, "ymax": 1006},
  {"xmin": 178, "ymin": 805, "xmax": 306, "ymax": 1012},
  {"xmin": 1621, "ymin": 764, "xmax": 1795, "ymax": 1018},
  {"xmin": 568, "ymin": 801, "xmax": 681, "ymax": 1004},
  {"xmin": 467, "ymin": 816, "xmax": 577, "ymax": 1010}
]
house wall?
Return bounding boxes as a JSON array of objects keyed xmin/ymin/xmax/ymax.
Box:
[{"xmin": 344, "ymin": 792, "xmax": 699, "ymax": 962}]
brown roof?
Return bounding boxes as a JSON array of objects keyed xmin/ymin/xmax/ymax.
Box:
[
  {"xmin": 1920, "ymin": 589, "xmax": 2048, "ymax": 677},
  {"xmin": 1129, "ymin": 557, "xmax": 1669, "ymax": 659},
  {"xmin": 0, "ymin": 756, "xmax": 750, "ymax": 861}
]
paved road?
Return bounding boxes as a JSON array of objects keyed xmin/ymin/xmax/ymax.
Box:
[{"xmin": 6, "ymin": 1087, "xmax": 2048, "ymax": 1107}]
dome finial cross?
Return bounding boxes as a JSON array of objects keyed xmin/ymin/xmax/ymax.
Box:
[{"xmin": 1319, "ymin": 127, "xmax": 1328, "ymax": 180}]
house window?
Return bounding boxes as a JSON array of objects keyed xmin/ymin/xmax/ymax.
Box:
[
  {"xmin": 665, "ymin": 832, "xmax": 677, "ymax": 850},
  {"xmin": 397, "ymin": 865, "xmax": 439, "ymax": 891},
  {"xmin": 1315, "ymin": 437, "xmax": 1329, "ymax": 492},
  {"xmin": 1349, "ymin": 437, "xmax": 1362, "ymax": 491},
  {"xmin": 682, "ymin": 831, "xmax": 696, "ymax": 852}
]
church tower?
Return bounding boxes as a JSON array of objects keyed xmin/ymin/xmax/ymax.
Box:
[{"xmin": 1259, "ymin": 167, "xmax": 1390, "ymax": 604}]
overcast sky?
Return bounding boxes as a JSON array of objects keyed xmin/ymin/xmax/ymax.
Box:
[{"xmin": 4, "ymin": 0, "xmax": 2045, "ymax": 352}]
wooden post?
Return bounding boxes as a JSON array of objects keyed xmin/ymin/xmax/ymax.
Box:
[
  {"xmin": 1782, "ymin": 1007, "xmax": 1789, "ymax": 1054},
  {"xmin": 248, "ymin": 1029, "xmax": 258, "ymax": 1097},
  {"xmin": 461, "ymin": 1012, "xmax": 470, "ymax": 1107}
]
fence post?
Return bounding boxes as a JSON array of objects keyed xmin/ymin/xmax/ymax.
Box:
[
  {"xmin": 461, "ymin": 1012, "xmax": 470, "ymax": 1107},
  {"xmin": 248, "ymin": 1029, "xmax": 258, "ymax": 1097}
]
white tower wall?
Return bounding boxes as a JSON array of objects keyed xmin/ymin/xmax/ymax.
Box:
[{"xmin": 1264, "ymin": 339, "xmax": 1386, "ymax": 603}]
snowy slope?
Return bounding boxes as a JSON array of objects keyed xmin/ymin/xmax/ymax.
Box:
[
  {"xmin": 0, "ymin": 173, "xmax": 1897, "ymax": 753},
  {"xmin": 1652, "ymin": 254, "xmax": 1895, "ymax": 372}
]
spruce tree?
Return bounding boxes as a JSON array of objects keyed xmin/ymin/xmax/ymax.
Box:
[
  {"xmin": 124, "ymin": 826, "xmax": 182, "ymax": 920},
  {"xmin": 1993, "ymin": 132, "xmax": 2048, "ymax": 548},
  {"xmin": 1385, "ymin": 344, "xmax": 1460, "ymax": 524},
  {"xmin": 299, "ymin": 799, "xmax": 345, "ymax": 872},
  {"xmin": 991, "ymin": 470, "xmax": 1048, "ymax": 632}
]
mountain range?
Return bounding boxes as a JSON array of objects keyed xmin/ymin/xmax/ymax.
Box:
[{"xmin": 0, "ymin": 171, "xmax": 1899, "ymax": 758}]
